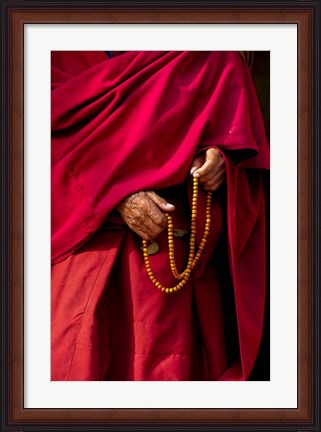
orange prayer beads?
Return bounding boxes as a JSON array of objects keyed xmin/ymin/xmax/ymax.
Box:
[{"xmin": 142, "ymin": 177, "xmax": 212, "ymax": 293}]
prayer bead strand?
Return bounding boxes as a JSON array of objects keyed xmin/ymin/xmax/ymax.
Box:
[{"xmin": 142, "ymin": 178, "xmax": 212, "ymax": 293}]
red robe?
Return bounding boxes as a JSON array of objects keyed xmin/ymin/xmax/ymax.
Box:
[{"xmin": 51, "ymin": 51, "xmax": 270, "ymax": 381}]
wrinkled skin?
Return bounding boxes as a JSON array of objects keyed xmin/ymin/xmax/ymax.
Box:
[{"xmin": 117, "ymin": 148, "xmax": 225, "ymax": 240}]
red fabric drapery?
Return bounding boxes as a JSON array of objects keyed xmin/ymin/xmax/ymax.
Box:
[{"xmin": 51, "ymin": 51, "xmax": 269, "ymax": 381}]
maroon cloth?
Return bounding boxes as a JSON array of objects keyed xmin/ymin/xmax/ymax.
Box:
[{"xmin": 51, "ymin": 51, "xmax": 270, "ymax": 380}]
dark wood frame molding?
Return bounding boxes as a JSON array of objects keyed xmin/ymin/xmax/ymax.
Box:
[{"xmin": 1, "ymin": 1, "xmax": 320, "ymax": 431}]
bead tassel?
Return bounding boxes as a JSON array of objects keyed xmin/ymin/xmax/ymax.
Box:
[{"xmin": 142, "ymin": 178, "xmax": 212, "ymax": 293}]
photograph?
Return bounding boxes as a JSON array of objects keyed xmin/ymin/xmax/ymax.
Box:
[
  {"xmin": 51, "ymin": 50, "xmax": 270, "ymax": 382},
  {"xmin": 1, "ymin": 2, "xmax": 319, "ymax": 430}
]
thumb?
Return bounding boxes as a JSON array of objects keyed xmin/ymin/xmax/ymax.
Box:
[
  {"xmin": 190, "ymin": 154, "xmax": 203, "ymax": 175},
  {"xmin": 146, "ymin": 191, "xmax": 175, "ymax": 212}
]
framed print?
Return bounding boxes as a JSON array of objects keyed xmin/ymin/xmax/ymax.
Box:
[{"xmin": 1, "ymin": 1, "xmax": 320, "ymax": 431}]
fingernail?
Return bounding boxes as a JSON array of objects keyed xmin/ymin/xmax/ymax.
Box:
[
  {"xmin": 193, "ymin": 172, "xmax": 200, "ymax": 178},
  {"xmin": 166, "ymin": 203, "xmax": 175, "ymax": 209}
]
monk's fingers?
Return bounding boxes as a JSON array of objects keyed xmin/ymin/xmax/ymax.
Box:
[
  {"xmin": 126, "ymin": 211, "xmax": 166, "ymax": 240},
  {"xmin": 193, "ymin": 158, "xmax": 215, "ymax": 179},
  {"xmin": 146, "ymin": 191, "xmax": 175, "ymax": 212},
  {"xmin": 131, "ymin": 195, "xmax": 168, "ymax": 239},
  {"xmin": 132, "ymin": 224, "xmax": 162, "ymax": 241},
  {"xmin": 133, "ymin": 212, "xmax": 167, "ymax": 240},
  {"xmin": 197, "ymin": 162, "xmax": 224, "ymax": 183},
  {"xmin": 193, "ymin": 148, "xmax": 221, "ymax": 179},
  {"xmin": 190, "ymin": 154, "xmax": 204, "ymax": 176},
  {"xmin": 202, "ymin": 173, "xmax": 225, "ymax": 191},
  {"xmin": 132, "ymin": 196, "xmax": 166, "ymax": 226},
  {"xmin": 145, "ymin": 198, "xmax": 168, "ymax": 229},
  {"xmin": 117, "ymin": 191, "xmax": 167, "ymax": 239}
]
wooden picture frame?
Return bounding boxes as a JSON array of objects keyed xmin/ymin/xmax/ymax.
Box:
[{"xmin": 1, "ymin": 1, "xmax": 319, "ymax": 430}]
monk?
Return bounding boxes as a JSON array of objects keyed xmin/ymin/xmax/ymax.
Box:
[{"xmin": 51, "ymin": 51, "xmax": 270, "ymax": 381}]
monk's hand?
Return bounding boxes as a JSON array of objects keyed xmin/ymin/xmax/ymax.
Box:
[
  {"xmin": 190, "ymin": 148, "xmax": 225, "ymax": 191},
  {"xmin": 116, "ymin": 191, "xmax": 175, "ymax": 241}
]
